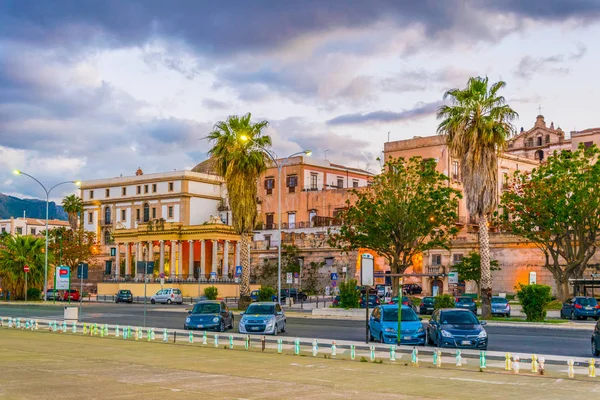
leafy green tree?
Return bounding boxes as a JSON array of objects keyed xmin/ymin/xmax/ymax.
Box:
[
  {"xmin": 61, "ymin": 194, "xmax": 83, "ymax": 231},
  {"xmin": 329, "ymin": 156, "xmax": 461, "ymax": 296},
  {"xmin": 453, "ymin": 252, "xmax": 500, "ymax": 296},
  {"xmin": 501, "ymin": 145, "xmax": 600, "ymax": 300},
  {"xmin": 204, "ymin": 286, "xmax": 218, "ymax": 300},
  {"xmin": 437, "ymin": 76, "xmax": 518, "ymax": 318},
  {"xmin": 257, "ymin": 286, "xmax": 276, "ymax": 302},
  {"xmin": 434, "ymin": 294, "xmax": 455, "ymax": 310},
  {"xmin": 0, "ymin": 236, "xmax": 48, "ymax": 299},
  {"xmin": 516, "ymin": 283, "xmax": 552, "ymax": 322},
  {"xmin": 207, "ymin": 113, "xmax": 271, "ymax": 309},
  {"xmin": 47, "ymin": 227, "xmax": 96, "ymax": 269},
  {"xmin": 338, "ymin": 279, "xmax": 360, "ymax": 309}
]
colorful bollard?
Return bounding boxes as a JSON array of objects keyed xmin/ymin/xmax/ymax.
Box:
[
  {"xmin": 513, "ymin": 356, "xmax": 520, "ymax": 374},
  {"xmin": 151, "ymin": 328, "xmax": 155, "ymax": 341},
  {"xmin": 147, "ymin": 329, "xmax": 151, "ymax": 341},
  {"xmin": 389, "ymin": 345, "xmax": 396, "ymax": 362},
  {"xmin": 589, "ymin": 359, "xmax": 596, "ymax": 378},
  {"xmin": 370, "ymin": 345, "xmax": 375, "ymax": 362},
  {"xmin": 104, "ymin": 325, "xmax": 108, "ymax": 336},
  {"xmin": 411, "ymin": 347, "xmax": 419, "ymax": 367},
  {"xmin": 261, "ymin": 336, "xmax": 266, "ymax": 351},
  {"xmin": 479, "ymin": 351, "xmax": 487, "ymax": 370},
  {"xmin": 312, "ymin": 339, "xmax": 319, "ymax": 357},
  {"xmin": 62, "ymin": 321, "xmax": 67, "ymax": 333},
  {"xmin": 350, "ymin": 344, "xmax": 355, "ymax": 360},
  {"xmin": 331, "ymin": 341, "xmax": 337, "ymax": 357},
  {"xmin": 16, "ymin": 318, "xmax": 21, "ymax": 329},
  {"xmin": 83, "ymin": 323, "xmax": 88, "ymax": 335},
  {"xmin": 229, "ymin": 335, "xmax": 233, "ymax": 349},
  {"xmin": 435, "ymin": 349, "xmax": 442, "ymax": 368},
  {"xmin": 202, "ymin": 331, "xmax": 207, "ymax": 345},
  {"xmin": 277, "ymin": 339, "xmax": 283, "ymax": 354},
  {"xmin": 189, "ymin": 331, "xmax": 193, "ymax": 344},
  {"xmin": 72, "ymin": 322, "xmax": 77, "ymax": 334},
  {"xmin": 538, "ymin": 357, "xmax": 545, "ymax": 375},
  {"xmin": 455, "ymin": 350, "xmax": 462, "ymax": 367},
  {"xmin": 245, "ymin": 335, "xmax": 250, "ymax": 350},
  {"xmin": 294, "ymin": 338, "xmax": 300, "ymax": 355},
  {"xmin": 100, "ymin": 326, "xmax": 105, "ymax": 338},
  {"xmin": 567, "ymin": 359, "xmax": 575, "ymax": 378},
  {"xmin": 8, "ymin": 318, "xmax": 13, "ymax": 328},
  {"xmin": 93, "ymin": 323, "xmax": 98, "ymax": 336},
  {"xmin": 115, "ymin": 325, "xmax": 120, "ymax": 338},
  {"xmin": 531, "ymin": 354, "xmax": 538, "ymax": 373},
  {"xmin": 35, "ymin": 320, "xmax": 38, "ymax": 330},
  {"xmin": 505, "ymin": 352, "xmax": 512, "ymax": 371},
  {"xmin": 214, "ymin": 334, "xmax": 219, "ymax": 348},
  {"xmin": 162, "ymin": 328, "xmax": 168, "ymax": 343},
  {"xmin": 25, "ymin": 320, "xmax": 30, "ymax": 330}
]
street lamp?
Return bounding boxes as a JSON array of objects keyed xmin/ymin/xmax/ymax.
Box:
[
  {"xmin": 239, "ymin": 136, "xmax": 311, "ymax": 304},
  {"xmin": 13, "ymin": 170, "xmax": 81, "ymax": 301}
]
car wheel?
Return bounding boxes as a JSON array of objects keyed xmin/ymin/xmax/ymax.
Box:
[
  {"xmin": 593, "ymin": 338, "xmax": 600, "ymax": 357},
  {"xmin": 167, "ymin": 299, "xmax": 172, "ymax": 304},
  {"xmin": 150, "ymin": 299, "xmax": 156, "ymax": 304},
  {"xmin": 219, "ymin": 320, "xmax": 225, "ymax": 332}
]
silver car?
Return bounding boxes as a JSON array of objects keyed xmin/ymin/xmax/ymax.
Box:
[
  {"xmin": 150, "ymin": 288, "xmax": 183, "ymax": 304},
  {"xmin": 239, "ymin": 302, "xmax": 286, "ymax": 335}
]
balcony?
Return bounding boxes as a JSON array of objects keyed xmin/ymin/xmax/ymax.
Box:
[{"xmin": 427, "ymin": 265, "xmax": 443, "ymax": 275}]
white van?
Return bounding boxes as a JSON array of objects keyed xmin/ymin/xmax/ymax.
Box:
[{"xmin": 150, "ymin": 288, "xmax": 183, "ymax": 304}]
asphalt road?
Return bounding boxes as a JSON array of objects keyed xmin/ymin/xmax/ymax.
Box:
[{"xmin": 0, "ymin": 303, "xmax": 595, "ymax": 357}]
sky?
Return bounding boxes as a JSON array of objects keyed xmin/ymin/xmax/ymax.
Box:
[{"xmin": 1, "ymin": 0, "xmax": 600, "ymax": 201}]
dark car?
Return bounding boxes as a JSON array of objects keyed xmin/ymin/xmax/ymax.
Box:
[
  {"xmin": 184, "ymin": 301, "xmax": 234, "ymax": 331},
  {"xmin": 491, "ymin": 296, "xmax": 511, "ymax": 317},
  {"xmin": 116, "ymin": 290, "xmax": 133, "ymax": 303},
  {"xmin": 279, "ymin": 288, "xmax": 308, "ymax": 302},
  {"xmin": 403, "ymin": 284, "xmax": 422, "ymax": 295},
  {"xmin": 45, "ymin": 289, "xmax": 61, "ymax": 301},
  {"xmin": 360, "ymin": 294, "xmax": 381, "ymax": 308},
  {"xmin": 592, "ymin": 319, "xmax": 600, "ymax": 356},
  {"xmin": 427, "ymin": 308, "xmax": 488, "ymax": 350},
  {"xmin": 560, "ymin": 297, "xmax": 600, "ymax": 320},
  {"xmin": 455, "ymin": 297, "xmax": 477, "ymax": 314},
  {"xmin": 419, "ymin": 296, "xmax": 436, "ymax": 315}
]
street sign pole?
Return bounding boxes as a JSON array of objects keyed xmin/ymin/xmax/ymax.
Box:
[
  {"xmin": 398, "ymin": 277, "xmax": 403, "ymax": 346},
  {"xmin": 24, "ymin": 271, "xmax": 28, "ymax": 302}
]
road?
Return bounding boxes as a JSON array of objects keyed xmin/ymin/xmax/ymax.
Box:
[{"xmin": 1, "ymin": 303, "xmax": 595, "ymax": 357}]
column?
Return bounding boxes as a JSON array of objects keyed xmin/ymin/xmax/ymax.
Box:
[
  {"xmin": 211, "ymin": 240, "xmax": 217, "ymax": 279},
  {"xmin": 148, "ymin": 241, "xmax": 154, "ymax": 265},
  {"xmin": 188, "ymin": 240, "xmax": 194, "ymax": 280},
  {"xmin": 136, "ymin": 242, "xmax": 142, "ymax": 278},
  {"xmin": 125, "ymin": 242, "xmax": 131, "ymax": 277},
  {"xmin": 234, "ymin": 241, "xmax": 240, "ymax": 269},
  {"xmin": 159, "ymin": 240, "xmax": 165, "ymax": 275},
  {"xmin": 223, "ymin": 240, "xmax": 230, "ymax": 278},
  {"xmin": 170, "ymin": 240, "xmax": 177, "ymax": 279},
  {"xmin": 178, "ymin": 240, "xmax": 183, "ymax": 279},
  {"xmin": 115, "ymin": 242, "xmax": 121, "ymax": 279},
  {"xmin": 200, "ymin": 239, "xmax": 206, "ymax": 279}
]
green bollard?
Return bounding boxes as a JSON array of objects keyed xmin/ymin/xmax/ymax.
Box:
[
  {"xmin": 93, "ymin": 323, "xmax": 98, "ymax": 336},
  {"xmin": 202, "ymin": 331, "xmax": 207, "ymax": 345},
  {"xmin": 151, "ymin": 328, "xmax": 155, "ymax": 341},
  {"xmin": 480, "ymin": 351, "xmax": 487, "ymax": 370},
  {"xmin": 331, "ymin": 341, "xmax": 336, "ymax": 357},
  {"xmin": 277, "ymin": 338, "xmax": 283, "ymax": 354},
  {"xmin": 16, "ymin": 318, "xmax": 21, "ymax": 329},
  {"xmin": 350, "ymin": 344, "xmax": 356, "ymax": 360},
  {"xmin": 294, "ymin": 338, "xmax": 300, "ymax": 355},
  {"xmin": 83, "ymin": 323, "xmax": 88, "ymax": 335},
  {"xmin": 189, "ymin": 331, "xmax": 194, "ymax": 343},
  {"xmin": 312, "ymin": 339, "xmax": 318, "ymax": 357},
  {"xmin": 390, "ymin": 345, "xmax": 396, "ymax": 361},
  {"xmin": 229, "ymin": 335, "xmax": 233, "ymax": 349},
  {"xmin": 100, "ymin": 326, "xmax": 105, "ymax": 338},
  {"xmin": 62, "ymin": 321, "xmax": 67, "ymax": 333},
  {"xmin": 104, "ymin": 325, "xmax": 108, "ymax": 336},
  {"xmin": 370, "ymin": 345, "xmax": 375, "ymax": 362},
  {"xmin": 115, "ymin": 325, "xmax": 120, "ymax": 337},
  {"xmin": 411, "ymin": 347, "xmax": 419, "ymax": 367},
  {"xmin": 456, "ymin": 350, "xmax": 462, "ymax": 366},
  {"xmin": 214, "ymin": 334, "xmax": 219, "ymax": 348},
  {"xmin": 72, "ymin": 322, "xmax": 77, "ymax": 334},
  {"xmin": 162, "ymin": 328, "xmax": 168, "ymax": 342},
  {"xmin": 245, "ymin": 335, "xmax": 250, "ymax": 350}
]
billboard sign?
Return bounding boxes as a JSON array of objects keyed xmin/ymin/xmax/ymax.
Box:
[
  {"xmin": 55, "ymin": 266, "xmax": 70, "ymax": 290},
  {"xmin": 360, "ymin": 253, "xmax": 374, "ymax": 286}
]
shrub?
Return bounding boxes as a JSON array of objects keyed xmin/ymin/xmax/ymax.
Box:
[
  {"xmin": 516, "ymin": 283, "xmax": 552, "ymax": 322},
  {"xmin": 411, "ymin": 297, "xmax": 422, "ymax": 308},
  {"xmin": 338, "ymin": 279, "xmax": 360, "ymax": 309},
  {"xmin": 26, "ymin": 287, "xmax": 42, "ymax": 300},
  {"xmin": 204, "ymin": 286, "xmax": 218, "ymax": 300},
  {"xmin": 257, "ymin": 286, "xmax": 276, "ymax": 302},
  {"xmin": 434, "ymin": 294, "xmax": 455, "ymax": 310}
]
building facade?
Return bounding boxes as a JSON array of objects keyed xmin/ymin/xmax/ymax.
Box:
[{"xmin": 0, "ymin": 217, "xmax": 69, "ymax": 236}]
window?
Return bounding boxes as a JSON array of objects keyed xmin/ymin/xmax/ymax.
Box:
[
  {"xmin": 143, "ymin": 203, "xmax": 150, "ymax": 222},
  {"xmin": 88, "ymin": 212, "xmax": 93, "ymax": 224},
  {"xmin": 136, "ymin": 209, "xmax": 140, "ymax": 221},
  {"xmin": 31, "ymin": 228, "xmax": 36, "ymax": 235},
  {"xmin": 264, "ymin": 235, "xmax": 271, "ymax": 248},
  {"xmin": 122, "ymin": 187, "xmax": 126, "ymax": 196},
  {"xmin": 89, "ymin": 190, "xmax": 94, "ymax": 199},
  {"xmin": 152, "ymin": 184, "xmax": 157, "ymax": 193},
  {"xmin": 144, "ymin": 185, "xmax": 149, "ymax": 194},
  {"xmin": 585, "ymin": 141, "xmax": 594, "ymax": 148},
  {"xmin": 527, "ymin": 138, "xmax": 533, "ymax": 148},
  {"xmin": 1, "ymin": 227, "xmax": 5, "ymax": 233},
  {"xmin": 266, "ymin": 214, "xmax": 274, "ymax": 229},
  {"xmin": 264, "ymin": 178, "xmax": 274, "ymax": 195},
  {"xmin": 152, "ymin": 207, "xmax": 156, "ymax": 219},
  {"xmin": 286, "ymin": 175, "xmax": 298, "ymax": 193},
  {"xmin": 431, "ymin": 254, "xmax": 442, "ymax": 266},
  {"xmin": 288, "ymin": 212, "xmax": 296, "ymax": 229},
  {"xmin": 352, "ymin": 180, "xmax": 359, "ymax": 188},
  {"xmin": 310, "ymin": 174, "xmax": 318, "ymax": 190},
  {"xmin": 452, "ymin": 254, "xmax": 463, "ymax": 265},
  {"xmin": 309, "ymin": 210, "xmax": 317, "ymax": 226},
  {"xmin": 537, "ymin": 136, "xmax": 542, "ymax": 146},
  {"xmin": 121, "ymin": 209, "xmax": 126, "ymax": 221},
  {"xmin": 337, "ymin": 178, "xmax": 344, "ymax": 189},
  {"xmin": 104, "ymin": 230, "xmax": 112, "ymax": 245},
  {"xmin": 104, "ymin": 206, "xmax": 111, "ymax": 224},
  {"xmin": 535, "ymin": 150, "xmax": 544, "ymax": 161},
  {"xmin": 545, "ymin": 135, "xmax": 550, "ymax": 144},
  {"xmin": 168, "ymin": 182, "xmax": 174, "ymax": 191},
  {"xmin": 105, "ymin": 188, "xmax": 110, "ymax": 198},
  {"xmin": 452, "ymin": 160, "xmax": 459, "ymax": 180},
  {"xmin": 16, "ymin": 227, "xmax": 23, "ymax": 235},
  {"xmin": 136, "ymin": 186, "xmax": 141, "ymax": 194},
  {"xmin": 168, "ymin": 206, "xmax": 174, "ymax": 218}
]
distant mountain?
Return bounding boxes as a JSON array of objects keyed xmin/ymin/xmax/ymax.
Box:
[{"xmin": 0, "ymin": 193, "xmax": 68, "ymax": 220}]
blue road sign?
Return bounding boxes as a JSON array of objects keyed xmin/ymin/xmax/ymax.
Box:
[
  {"xmin": 332, "ymin": 281, "xmax": 337, "ymax": 287},
  {"xmin": 210, "ymin": 272, "xmax": 217, "ymax": 280},
  {"xmin": 77, "ymin": 263, "xmax": 88, "ymax": 280},
  {"xmin": 331, "ymin": 273, "xmax": 338, "ymax": 281},
  {"xmin": 235, "ymin": 265, "xmax": 243, "ymax": 277}
]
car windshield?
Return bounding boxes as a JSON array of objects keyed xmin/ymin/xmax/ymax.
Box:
[
  {"xmin": 363, "ymin": 295, "xmax": 378, "ymax": 301},
  {"xmin": 492, "ymin": 297, "xmax": 507, "ymax": 304},
  {"xmin": 456, "ymin": 298, "xmax": 474, "ymax": 304},
  {"xmin": 119, "ymin": 290, "xmax": 131, "ymax": 294},
  {"xmin": 245, "ymin": 304, "xmax": 275, "ymax": 315},
  {"xmin": 577, "ymin": 298, "xmax": 598, "ymax": 306},
  {"xmin": 422, "ymin": 297, "xmax": 435, "ymax": 303},
  {"xmin": 383, "ymin": 308, "xmax": 419, "ymax": 322},
  {"xmin": 192, "ymin": 303, "xmax": 221, "ymax": 314},
  {"xmin": 441, "ymin": 311, "xmax": 479, "ymax": 325}
]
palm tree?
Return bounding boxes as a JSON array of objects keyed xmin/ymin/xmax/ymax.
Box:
[
  {"xmin": 0, "ymin": 235, "xmax": 47, "ymax": 299},
  {"xmin": 437, "ymin": 77, "xmax": 517, "ymax": 318},
  {"xmin": 207, "ymin": 113, "xmax": 272, "ymax": 309},
  {"xmin": 62, "ymin": 194, "xmax": 83, "ymax": 231}
]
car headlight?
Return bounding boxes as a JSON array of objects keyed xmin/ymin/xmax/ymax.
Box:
[
  {"xmin": 384, "ymin": 328, "xmax": 396, "ymax": 333},
  {"xmin": 185, "ymin": 317, "xmax": 191, "ymax": 323},
  {"xmin": 477, "ymin": 330, "xmax": 487, "ymax": 339},
  {"xmin": 441, "ymin": 330, "xmax": 453, "ymax": 338},
  {"xmin": 213, "ymin": 317, "xmax": 219, "ymax": 323},
  {"xmin": 417, "ymin": 327, "xmax": 424, "ymax": 333}
]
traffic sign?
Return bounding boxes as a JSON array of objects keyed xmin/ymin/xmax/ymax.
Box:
[
  {"xmin": 235, "ymin": 265, "xmax": 243, "ymax": 277},
  {"xmin": 23, "ymin": 265, "xmax": 30, "ymax": 273},
  {"xmin": 332, "ymin": 280, "xmax": 337, "ymax": 287},
  {"xmin": 286, "ymin": 273, "xmax": 293, "ymax": 284},
  {"xmin": 159, "ymin": 272, "xmax": 165, "ymax": 279},
  {"xmin": 77, "ymin": 263, "xmax": 88, "ymax": 279},
  {"xmin": 293, "ymin": 272, "xmax": 299, "ymax": 278},
  {"xmin": 330, "ymin": 273, "xmax": 338, "ymax": 281},
  {"xmin": 210, "ymin": 272, "xmax": 217, "ymax": 280},
  {"xmin": 448, "ymin": 272, "xmax": 458, "ymax": 284}
]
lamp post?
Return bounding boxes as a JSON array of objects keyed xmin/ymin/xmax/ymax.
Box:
[
  {"xmin": 239, "ymin": 136, "xmax": 311, "ymax": 305},
  {"xmin": 13, "ymin": 170, "xmax": 81, "ymax": 301}
]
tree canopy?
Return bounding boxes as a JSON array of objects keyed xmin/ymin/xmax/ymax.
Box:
[
  {"xmin": 453, "ymin": 252, "xmax": 500, "ymax": 294},
  {"xmin": 329, "ymin": 156, "xmax": 461, "ymax": 295},
  {"xmin": 0, "ymin": 235, "xmax": 48, "ymax": 299},
  {"xmin": 47, "ymin": 227, "xmax": 97, "ymax": 270},
  {"xmin": 500, "ymin": 144, "xmax": 600, "ymax": 300}
]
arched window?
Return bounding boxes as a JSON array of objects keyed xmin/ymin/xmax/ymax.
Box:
[
  {"xmin": 104, "ymin": 207, "xmax": 111, "ymax": 224},
  {"xmin": 143, "ymin": 203, "xmax": 150, "ymax": 222},
  {"xmin": 535, "ymin": 150, "xmax": 544, "ymax": 161},
  {"xmin": 536, "ymin": 136, "xmax": 542, "ymax": 146},
  {"xmin": 104, "ymin": 230, "xmax": 112, "ymax": 245},
  {"xmin": 545, "ymin": 135, "xmax": 550, "ymax": 144}
]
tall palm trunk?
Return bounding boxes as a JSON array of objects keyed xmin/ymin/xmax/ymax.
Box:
[
  {"xmin": 238, "ymin": 232, "xmax": 252, "ymax": 309},
  {"xmin": 479, "ymin": 214, "xmax": 492, "ymax": 318},
  {"xmin": 67, "ymin": 212, "xmax": 78, "ymax": 231}
]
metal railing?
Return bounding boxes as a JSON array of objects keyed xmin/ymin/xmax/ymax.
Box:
[{"xmin": 102, "ymin": 276, "xmax": 256, "ymax": 284}]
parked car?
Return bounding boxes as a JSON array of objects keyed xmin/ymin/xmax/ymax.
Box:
[
  {"xmin": 389, "ymin": 296, "xmax": 414, "ymax": 309},
  {"xmin": 62, "ymin": 289, "xmax": 80, "ymax": 302},
  {"xmin": 360, "ymin": 294, "xmax": 381, "ymax": 308},
  {"xmin": 184, "ymin": 301, "xmax": 233, "ymax": 331},
  {"xmin": 491, "ymin": 296, "xmax": 511, "ymax": 317},
  {"xmin": 403, "ymin": 284, "xmax": 422, "ymax": 295},
  {"xmin": 427, "ymin": 308, "xmax": 488, "ymax": 350},
  {"xmin": 560, "ymin": 297, "xmax": 600, "ymax": 320},
  {"xmin": 150, "ymin": 288, "xmax": 183, "ymax": 304},
  {"xmin": 250, "ymin": 289, "xmax": 277, "ymax": 302},
  {"xmin": 45, "ymin": 289, "xmax": 61, "ymax": 301},
  {"xmin": 375, "ymin": 284, "xmax": 386, "ymax": 297},
  {"xmin": 239, "ymin": 302, "xmax": 286, "ymax": 335},
  {"xmin": 278, "ymin": 288, "xmax": 308, "ymax": 302},
  {"xmin": 419, "ymin": 296, "xmax": 436, "ymax": 315},
  {"xmin": 357, "ymin": 286, "xmax": 377, "ymax": 295},
  {"xmin": 592, "ymin": 318, "xmax": 600, "ymax": 356},
  {"xmin": 115, "ymin": 289, "xmax": 133, "ymax": 303},
  {"xmin": 369, "ymin": 304, "xmax": 426, "ymax": 345},
  {"xmin": 455, "ymin": 297, "xmax": 477, "ymax": 314}
]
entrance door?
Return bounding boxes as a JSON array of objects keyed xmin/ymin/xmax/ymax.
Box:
[{"xmin": 266, "ymin": 214, "xmax": 274, "ymax": 229}]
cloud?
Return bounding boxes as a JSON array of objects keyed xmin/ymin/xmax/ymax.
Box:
[
  {"xmin": 202, "ymin": 98, "xmax": 229, "ymax": 110},
  {"xmin": 379, "ymin": 67, "xmax": 477, "ymax": 94},
  {"xmin": 514, "ymin": 42, "xmax": 587, "ymax": 79},
  {"xmin": 326, "ymin": 101, "xmax": 442, "ymax": 126}
]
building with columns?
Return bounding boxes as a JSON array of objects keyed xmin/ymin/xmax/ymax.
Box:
[{"xmin": 80, "ymin": 168, "xmax": 251, "ymax": 295}]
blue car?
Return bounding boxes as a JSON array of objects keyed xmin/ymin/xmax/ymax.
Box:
[
  {"xmin": 239, "ymin": 302, "xmax": 286, "ymax": 335},
  {"xmin": 368, "ymin": 304, "xmax": 426, "ymax": 345},
  {"xmin": 560, "ymin": 297, "xmax": 600, "ymax": 321},
  {"xmin": 427, "ymin": 308, "xmax": 488, "ymax": 350},
  {"xmin": 184, "ymin": 301, "xmax": 234, "ymax": 331},
  {"xmin": 455, "ymin": 297, "xmax": 477, "ymax": 314},
  {"xmin": 491, "ymin": 296, "xmax": 511, "ymax": 317}
]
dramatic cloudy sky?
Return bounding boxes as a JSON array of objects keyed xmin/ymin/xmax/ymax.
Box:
[{"xmin": 2, "ymin": 0, "xmax": 600, "ymax": 201}]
